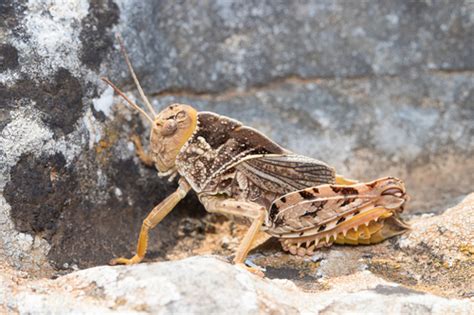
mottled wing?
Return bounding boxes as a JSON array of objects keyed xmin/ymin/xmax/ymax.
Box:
[
  {"xmin": 180, "ymin": 112, "xmax": 335, "ymax": 204},
  {"xmin": 234, "ymin": 154, "xmax": 335, "ymax": 196},
  {"xmin": 178, "ymin": 112, "xmax": 291, "ymax": 192}
]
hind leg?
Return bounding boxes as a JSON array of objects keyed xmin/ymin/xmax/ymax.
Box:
[{"xmin": 273, "ymin": 177, "xmax": 409, "ymax": 256}]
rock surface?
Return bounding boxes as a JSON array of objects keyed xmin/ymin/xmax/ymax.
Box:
[
  {"xmin": 1, "ymin": 194, "xmax": 473, "ymax": 314},
  {"xmin": 1, "ymin": 256, "xmax": 473, "ymax": 315},
  {"xmin": 0, "ymin": 1, "xmax": 473, "ymax": 311}
]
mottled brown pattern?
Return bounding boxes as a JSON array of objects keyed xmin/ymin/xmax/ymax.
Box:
[
  {"xmin": 176, "ymin": 112, "xmax": 336, "ymax": 213},
  {"xmin": 235, "ymin": 155, "xmax": 334, "ymax": 197},
  {"xmin": 336, "ymin": 216, "xmax": 346, "ymax": 224},
  {"xmin": 266, "ymin": 177, "xmax": 408, "ymax": 241},
  {"xmin": 341, "ymin": 198, "xmax": 356, "ymax": 207},
  {"xmin": 331, "ymin": 186, "xmax": 359, "ymax": 195},
  {"xmin": 176, "ymin": 112, "xmax": 288, "ymax": 194},
  {"xmin": 299, "ymin": 190, "xmax": 314, "ymax": 200},
  {"xmin": 269, "ymin": 203, "xmax": 279, "ymax": 223},
  {"xmin": 301, "ymin": 200, "xmax": 327, "ymax": 218}
]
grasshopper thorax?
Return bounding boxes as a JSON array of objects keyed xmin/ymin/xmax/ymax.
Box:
[{"xmin": 150, "ymin": 103, "xmax": 198, "ymax": 173}]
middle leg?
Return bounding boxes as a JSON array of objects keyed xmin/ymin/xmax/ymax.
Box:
[{"xmin": 199, "ymin": 195, "xmax": 267, "ymax": 274}]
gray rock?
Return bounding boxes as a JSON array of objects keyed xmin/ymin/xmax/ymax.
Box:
[
  {"xmin": 0, "ymin": 0, "xmax": 473, "ymax": 285},
  {"xmin": 1, "ymin": 256, "xmax": 473, "ymax": 315},
  {"xmin": 109, "ymin": 0, "xmax": 474, "ymax": 92}
]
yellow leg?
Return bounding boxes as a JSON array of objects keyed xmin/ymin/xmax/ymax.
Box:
[
  {"xmin": 335, "ymin": 174, "xmax": 359, "ymax": 185},
  {"xmin": 110, "ymin": 178, "xmax": 191, "ymax": 265},
  {"xmin": 200, "ymin": 196, "xmax": 267, "ymax": 276},
  {"xmin": 131, "ymin": 134, "xmax": 154, "ymax": 167},
  {"xmin": 234, "ymin": 212, "xmax": 266, "ymax": 264}
]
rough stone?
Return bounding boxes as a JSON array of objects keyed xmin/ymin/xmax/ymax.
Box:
[
  {"xmin": 79, "ymin": 0, "xmax": 119, "ymax": 70},
  {"xmin": 109, "ymin": 0, "xmax": 474, "ymax": 92},
  {"xmin": 393, "ymin": 193, "xmax": 474, "ymax": 298},
  {"xmin": 0, "ymin": 0, "xmax": 473, "ymax": 305},
  {"xmin": 1, "ymin": 256, "xmax": 473, "ymax": 314},
  {"xmin": 4, "ymin": 152, "xmax": 77, "ymax": 239},
  {"xmin": 0, "ymin": 44, "xmax": 19, "ymax": 72},
  {"xmin": 1, "ymin": 68, "xmax": 84, "ymax": 136}
]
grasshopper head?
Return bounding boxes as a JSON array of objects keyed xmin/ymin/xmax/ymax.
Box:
[
  {"xmin": 150, "ymin": 104, "xmax": 198, "ymax": 172},
  {"xmin": 100, "ymin": 41, "xmax": 198, "ymax": 174}
]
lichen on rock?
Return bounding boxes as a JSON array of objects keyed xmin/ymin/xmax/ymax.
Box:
[{"xmin": 0, "ymin": 0, "xmax": 473, "ymax": 313}]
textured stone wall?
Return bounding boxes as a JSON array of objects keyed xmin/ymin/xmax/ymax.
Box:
[{"xmin": 1, "ymin": 0, "xmax": 473, "ymax": 275}]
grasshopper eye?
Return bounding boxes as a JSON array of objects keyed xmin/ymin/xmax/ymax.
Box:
[{"xmin": 161, "ymin": 119, "xmax": 177, "ymax": 136}]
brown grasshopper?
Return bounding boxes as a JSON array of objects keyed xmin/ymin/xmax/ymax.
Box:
[{"xmin": 102, "ymin": 38, "xmax": 409, "ymax": 274}]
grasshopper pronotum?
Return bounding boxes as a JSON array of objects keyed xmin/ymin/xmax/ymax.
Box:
[{"xmin": 102, "ymin": 37, "xmax": 409, "ymax": 275}]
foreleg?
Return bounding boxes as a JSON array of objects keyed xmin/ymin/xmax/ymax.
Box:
[
  {"xmin": 110, "ymin": 178, "xmax": 191, "ymax": 265},
  {"xmin": 131, "ymin": 134, "xmax": 154, "ymax": 167}
]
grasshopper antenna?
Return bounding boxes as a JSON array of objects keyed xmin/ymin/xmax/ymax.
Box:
[
  {"xmin": 116, "ymin": 33, "xmax": 157, "ymax": 117},
  {"xmin": 101, "ymin": 77, "xmax": 154, "ymax": 124}
]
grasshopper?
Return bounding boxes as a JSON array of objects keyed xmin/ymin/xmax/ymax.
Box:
[{"xmin": 102, "ymin": 37, "xmax": 409, "ymax": 274}]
